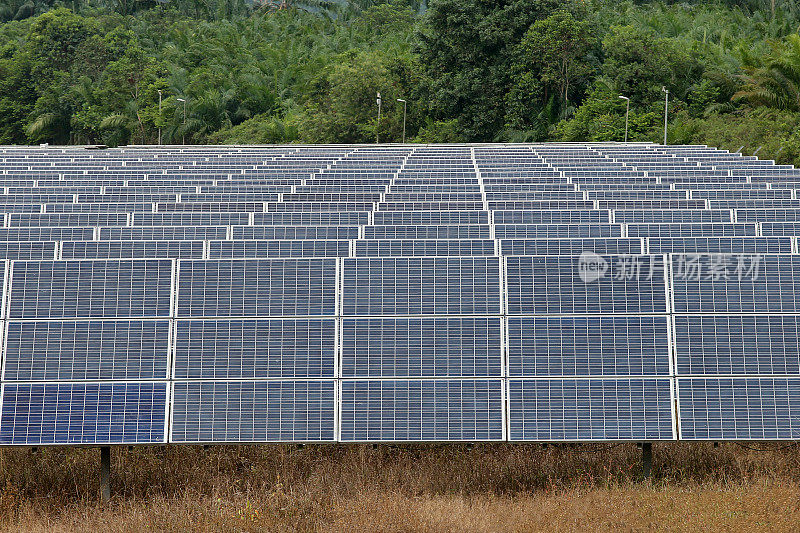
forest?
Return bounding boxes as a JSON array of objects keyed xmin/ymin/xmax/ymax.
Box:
[{"xmin": 1, "ymin": 0, "xmax": 800, "ymax": 164}]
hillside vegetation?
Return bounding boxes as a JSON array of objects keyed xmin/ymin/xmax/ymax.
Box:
[{"xmin": 0, "ymin": 0, "xmax": 799, "ymax": 165}]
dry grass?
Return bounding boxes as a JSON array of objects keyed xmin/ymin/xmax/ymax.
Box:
[{"xmin": 1, "ymin": 443, "xmax": 799, "ymax": 531}]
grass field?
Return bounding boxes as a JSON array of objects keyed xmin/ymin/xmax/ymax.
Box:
[{"xmin": 0, "ymin": 443, "xmax": 798, "ymax": 531}]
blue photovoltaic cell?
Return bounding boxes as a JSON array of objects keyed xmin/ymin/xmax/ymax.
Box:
[
  {"xmin": 341, "ymin": 318, "xmax": 502, "ymax": 377},
  {"xmin": 735, "ymin": 209, "xmax": 800, "ymax": 222},
  {"xmin": 626, "ymin": 223, "xmax": 757, "ymax": 238},
  {"xmin": 354, "ymin": 239, "xmax": 496, "ymax": 257},
  {"xmin": 671, "ymin": 254, "xmax": 800, "ymax": 313},
  {"xmin": 339, "ymin": 380, "xmax": 504, "ymax": 441},
  {"xmin": 674, "ymin": 315, "xmax": 800, "ymax": 375},
  {"xmin": 500, "ymin": 238, "xmax": 643, "ymax": 256},
  {"xmin": 0, "ymin": 242, "xmax": 56, "ymax": 260},
  {"xmin": 364, "ymin": 225, "xmax": 491, "ymax": 240},
  {"xmin": 170, "ymin": 380, "xmax": 335, "ymax": 442},
  {"xmin": 4, "ymin": 320, "xmax": 170, "ymax": 380},
  {"xmin": 231, "ymin": 226, "xmax": 359, "ymax": 240},
  {"xmin": 373, "ymin": 211, "xmax": 489, "ymax": 225},
  {"xmin": 173, "ymin": 319, "xmax": 336, "ymax": 378},
  {"xmin": 647, "ymin": 237, "xmax": 791, "ymax": 254},
  {"xmin": 612, "ymin": 210, "xmax": 732, "ymax": 224},
  {"xmin": 176, "ymin": 259, "xmax": 337, "ymax": 317},
  {"xmin": 209, "ymin": 240, "xmax": 349, "ymax": 258},
  {"xmin": 505, "ymin": 255, "xmax": 667, "ymax": 315},
  {"xmin": 760, "ymin": 222, "xmax": 800, "ymax": 236},
  {"xmin": 492, "ymin": 210, "xmax": 610, "ymax": 224},
  {"xmin": 507, "ymin": 316, "xmax": 670, "ymax": 377},
  {"xmin": 495, "ymin": 224, "xmax": 622, "ymax": 239},
  {"xmin": 253, "ymin": 212, "xmax": 369, "ymax": 226},
  {"xmin": 133, "ymin": 213, "xmax": 250, "ymax": 226},
  {"xmin": 678, "ymin": 378, "xmax": 800, "ymax": 440},
  {"xmin": 8, "ymin": 260, "xmax": 172, "ymax": 318},
  {"xmin": 342, "ymin": 257, "xmax": 501, "ymax": 315},
  {"xmin": 507, "ymin": 379, "xmax": 674, "ymax": 441},
  {"xmin": 0, "ymin": 228, "xmax": 94, "ymax": 242},
  {"xmin": 8, "ymin": 213, "xmax": 128, "ymax": 227},
  {"xmin": 100, "ymin": 226, "xmax": 228, "ymax": 241},
  {"xmin": 0, "ymin": 382, "xmax": 167, "ymax": 445},
  {"xmin": 61, "ymin": 240, "xmax": 204, "ymax": 259}
]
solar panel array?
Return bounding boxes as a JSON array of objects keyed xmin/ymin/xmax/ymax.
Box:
[{"xmin": 1, "ymin": 142, "xmax": 799, "ymax": 444}]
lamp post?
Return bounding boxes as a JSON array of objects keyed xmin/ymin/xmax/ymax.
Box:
[
  {"xmin": 376, "ymin": 92, "xmax": 382, "ymax": 144},
  {"xmin": 618, "ymin": 95, "xmax": 630, "ymax": 143},
  {"xmin": 661, "ymin": 87, "xmax": 669, "ymax": 146},
  {"xmin": 397, "ymin": 98, "xmax": 407, "ymax": 144},
  {"xmin": 157, "ymin": 89, "xmax": 162, "ymax": 146},
  {"xmin": 176, "ymin": 98, "xmax": 186, "ymax": 145}
]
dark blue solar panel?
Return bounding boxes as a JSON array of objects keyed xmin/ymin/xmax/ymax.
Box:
[
  {"xmin": 0, "ymin": 228, "xmax": 94, "ymax": 241},
  {"xmin": 627, "ymin": 223, "xmax": 757, "ymax": 238},
  {"xmin": 500, "ymin": 238, "xmax": 643, "ymax": 255},
  {"xmin": 507, "ymin": 316, "xmax": 670, "ymax": 377},
  {"xmin": 613, "ymin": 210, "xmax": 732, "ymax": 224},
  {"xmin": 508, "ymin": 379, "xmax": 674, "ymax": 441},
  {"xmin": 0, "ymin": 242, "xmax": 57, "ymax": 260},
  {"xmin": 101, "ymin": 226, "xmax": 227, "ymax": 241},
  {"xmin": 354, "ymin": 239, "xmax": 495, "ymax": 257},
  {"xmin": 61, "ymin": 240, "xmax": 204, "ymax": 259},
  {"xmin": 173, "ymin": 319, "xmax": 335, "ymax": 378},
  {"xmin": 678, "ymin": 378, "xmax": 800, "ymax": 440},
  {"xmin": 495, "ymin": 224, "xmax": 622, "ymax": 239},
  {"xmin": 339, "ymin": 380, "xmax": 504, "ymax": 441},
  {"xmin": 341, "ymin": 318, "xmax": 502, "ymax": 377},
  {"xmin": 373, "ymin": 211, "xmax": 489, "ymax": 225},
  {"xmin": 232, "ymin": 226, "xmax": 359, "ymax": 240},
  {"xmin": 735, "ymin": 209, "xmax": 800, "ymax": 222},
  {"xmin": 492, "ymin": 210, "xmax": 610, "ymax": 224},
  {"xmin": 209, "ymin": 240, "xmax": 349, "ymax": 258},
  {"xmin": 505, "ymin": 255, "xmax": 668, "ymax": 314},
  {"xmin": 170, "ymin": 380, "xmax": 335, "ymax": 442},
  {"xmin": 9, "ymin": 213, "xmax": 128, "ymax": 227},
  {"xmin": 253, "ymin": 212, "xmax": 369, "ymax": 226},
  {"xmin": 648, "ymin": 237, "xmax": 791, "ymax": 254},
  {"xmin": 674, "ymin": 315, "xmax": 800, "ymax": 375},
  {"xmin": 342, "ymin": 257, "xmax": 501, "ymax": 315},
  {"xmin": 176, "ymin": 259, "xmax": 336, "ymax": 317},
  {"xmin": 0, "ymin": 382, "xmax": 167, "ymax": 445},
  {"xmin": 364, "ymin": 225, "xmax": 491, "ymax": 239},
  {"xmin": 8, "ymin": 260, "xmax": 172, "ymax": 318},
  {"xmin": 133, "ymin": 213, "xmax": 250, "ymax": 226},
  {"xmin": 4, "ymin": 320, "xmax": 170, "ymax": 380},
  {"xmin": 671, "ymin": 254, "xmax": 800, "ymax": 313}
]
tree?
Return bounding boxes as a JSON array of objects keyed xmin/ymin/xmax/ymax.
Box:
[
  {"xmin": 504, "ymin": 9, "xmax": 595, "ymax": 137},
  {"xmin": 734, "ymin": 34, "xmax": 800, "ymax": 111},
  {"xmin": 418, "ymin": 0, "xmax": 563, "ymax": 141}
]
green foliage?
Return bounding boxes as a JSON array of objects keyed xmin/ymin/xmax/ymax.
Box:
[{"xmin": 1, "ymin": 0, "xmax": 800, "ymax": 148}]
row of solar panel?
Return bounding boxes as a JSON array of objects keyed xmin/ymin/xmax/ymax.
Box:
[
  {"xmin": 3, "ymin": 315, "xmax": 799, "ymax": 380},
  {"xmin": 4, "ymin": 377, "xmax": 799, "ymax": 443},
  {"xmin": 0, "ymin": 237, "xmax": 796, "ymax": 260},
  {"xmin": 0, "ymin": 254, "xmax": 794, "ymax": 317}
]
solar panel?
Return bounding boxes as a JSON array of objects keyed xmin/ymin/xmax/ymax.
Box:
[
  {"xmin": 341, "ymin": 318, "xmax": 502, "ymax": 377},
  {"xmin": 61, "ymin": 240, "xmax": 204, "ymax": 259},
  {"xmin": 8, "ymin": 260, "xmax": 172, "ymax": 319},
  {"xmin": 647, "ymin": 237, "xmax": 791, "ymax": 254},
  {"xmin": 0, "ymin": 242, "xmax": 57, "ymax": 260},
  {"xmin": 4, "ymin": 320, "xmax": 171, "ymax": 380},
  {"xmin": 677, "ymin": 378, "xmax": 800, "ymax": 440},
  {"xmin": 209, "ymin": 240, "xmax": 349, "ymax": 258},
  {"xmin": 674, "ymin": 315, "xmax": 800, "ymax": 375},
  {"xmin": 671, "ymin": 254, "xmax": 800, "ymax": 313},
  {"xmin": 339, "ymin": 380, "xmax": 504, "ymax": 441},
  {"xmin": 0, "ymin": 382, "xmax": 168, "ymax": 445},
  {"xmin": 495, "ymin": 224, "xmax": 622, "ymax": 239},
  {"xmin": 505, "ymin": 255, "xmax": 668, "ymax": 315},
  {"xmin": 170, "ymin": 380, "xmax": 336, "ymax": 443},
  {"xmin": 341, "ymin": 257, "xmax": 501, "ymax": 315},
  {"xmin": 173, "ymin": 319, "xmax": 336, "ymax": 378},
  {"xmin": 507, "ymin": 316, "xmax": 670, "ymax": 376},
  {"xmin": 176, "ymin": 259, "xmax": 337, "ymax": 317},
  {"xmin": 500, "ymin": 238, "xmax": 643, "ymax": 255},
  {"xmin": 354, "ymin": 239, "xmax": 496, "ymax": 257},
  {"xmin": 507, "ymin": 378, "xmax": 675, "ymax": 441}
]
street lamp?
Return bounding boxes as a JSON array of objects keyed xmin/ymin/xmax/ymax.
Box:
[
  {"xmin": 661, "ymin": 87, "xmax": 669, "ymax": 146},
  {"xmin": 376, "ymin": 92, "xmax": 382, "ymax": 144},
  {"xmin": 176, "ymin": 98, "xmax": 186, "ymax": 145},
  {"xmin": 157, "ymin": 89, "xmax": 162, "ymax": 146},
  {"xmin": 618, "ymin": 95, "xmax": 630, "ymax": 143},
  {"xmin": 397, "ymin": 98, "xmax": 407, "ymax": 144}
]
